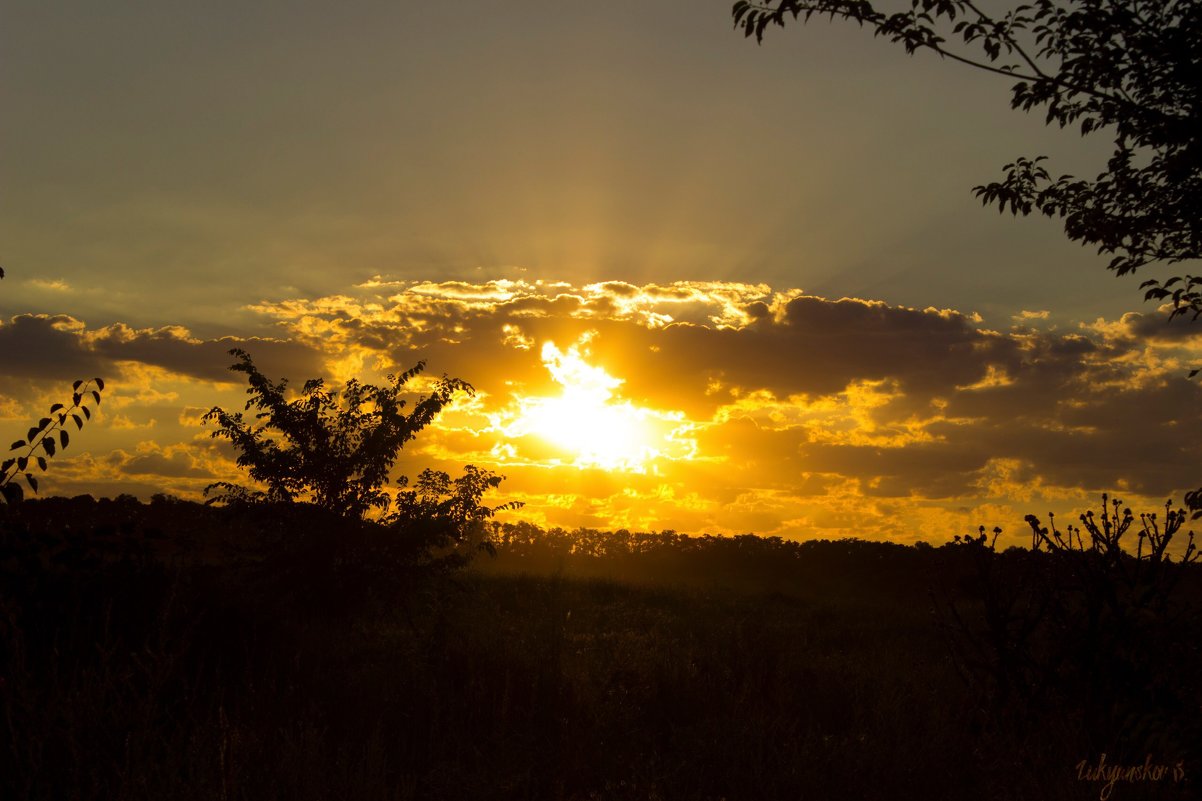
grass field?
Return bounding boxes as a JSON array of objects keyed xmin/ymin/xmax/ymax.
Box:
[{"xmin": 2, "ymin": 496, "xmax": 1199, "ymax": 800}]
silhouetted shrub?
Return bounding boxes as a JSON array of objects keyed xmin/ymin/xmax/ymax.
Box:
[
  {"xmin": 203, "ymin": 349, "xmax": 467, "ymax": 518},
  {"xmin": 940, "ymin": 495, "xmax": 1202, "ymax": 762},
  {"xmin": 202, "ymin": 349, "xmax": 518, "ymax": 574}
]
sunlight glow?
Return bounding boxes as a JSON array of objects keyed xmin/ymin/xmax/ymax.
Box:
[{"xmin": 500, "ymin": 338, "xmax": 694, "ymax": 472}]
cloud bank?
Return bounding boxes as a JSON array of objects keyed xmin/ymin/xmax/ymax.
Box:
[{"xmin": 3, "ymin": 280, "xmax": 1199, "ymax": 544}]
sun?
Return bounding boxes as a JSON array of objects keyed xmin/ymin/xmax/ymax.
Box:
[{"xmin": 500, "ymin": 338, "xmax": 693, "ymax": 472}]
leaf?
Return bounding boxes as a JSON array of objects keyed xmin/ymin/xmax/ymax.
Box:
[
  {"xmin": 27, "ymin": 427, "xmax": 38, "ymax": 442},
  {"xmin": 36, "ymin": 456, "xmax": 47, "ymax": 471},
  {"xmin": 50, "ymin": 403, "xmax": 64, "ymax": 413},
  {"xmin": 25, "ymin": 474, "xmax": 37, "ymax": 494},
  {"xmin": 10, "ymin": 440, "xmax": 24, "ymax": 450},
  {"xmin": 73, "ymin": 380, "xmax": 83, "ymax": 391},
  {"xmin": 91, "ymin": 390, "xmax": 101, "ymax": 405},
  {"xmin": 1, "ymin": 483, "xmax": 23, "ymax": 505},
  {"xmin": 95, "ymin": 378, "xmax": 105, "ymax": 391},
  {"xmin": 59, "ymin": 430, "xmax": 69, "ymax": 450},
  {"xmin": 72, "ymin": 414, "xmax": 83, "ymax": 430},
  {"xmin": 42, "ymin": 439, "xmax": 55, "ymax": 457},
  {"xmin": 37, "ymin": 417, "xmax": 51, "ymax": 430},
  {"xmin": 82, "ymin": 406, "xmax": 91, "ymax": 420},
  {"xmin": 72, "ymin": 393, "xmax": 81, "ymax": 407},
  {"xmin": 17, "ymin": 457, "xmax": 27, "ymax": 472}
]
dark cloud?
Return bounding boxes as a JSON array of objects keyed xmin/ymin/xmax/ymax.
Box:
[
  {"xmin": 964, "ymin": 397, "xmax": 1202, "ymax": 497},
  {"xmin": 90, "ymin": 325, "xmax": 324, "ymax": 383},
  {"xmin": 586, "ymin": 297, "xmax": 1019, "ymax": 412},
  {"xmin": 0, "ymin": 314, "xmax": 327, "ymax": 388},
  {"xmin": 0, "ymin": 315, "xmax": 105, "ymax": 379},
  {"xmin": 118, "ymin": 450, "xmax": 212, "ymax": 479},
  {"xmin": 496, "ymin": 293, "xmax": 588, "ymax": 317},
  {"xmin": 798, "ymin": 441, "xmax": 986, "ymax": 499},
  {"xmin": 942, "ymin": 335, "xmax": 1105, "ymax": 422},
  {"xmin": 1118, "ymin": 311, "xmax": 1202, "ymax": 343},
  {"xmin": 592, "ymin": 281, "xmax": 640, "ymax": 297}
]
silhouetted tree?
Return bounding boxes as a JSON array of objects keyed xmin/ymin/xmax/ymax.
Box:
[
  {"xmin": 733, "ymin": 1, "xmax": 1201, "ymax": 317},
  {"xmin": 204, "ymin": 349, "xmax": 485, "ymax": 520}
]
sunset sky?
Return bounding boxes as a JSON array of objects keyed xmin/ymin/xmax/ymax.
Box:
[{"xmin": 3, "ymin": 1, "xmax": 1199, "ymax": 545}]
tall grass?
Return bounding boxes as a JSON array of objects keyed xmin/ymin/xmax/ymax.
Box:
[{"xmin": 3, "ymin": 496, "xmax": 1199, "ymax": 800}]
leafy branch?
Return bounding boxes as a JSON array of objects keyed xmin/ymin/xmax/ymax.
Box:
[
  {"xmin": 1, "ymin": 378, "xmax": 105, "ymax": 505},
  {"xmin": 732, "ymin": 0, "xmax": 1202, "ymax": 312}
]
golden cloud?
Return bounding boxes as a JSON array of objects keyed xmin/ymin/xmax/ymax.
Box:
[{"xmin": 4, "ymin": 279, "xmax": 1201, "ymax": 543}]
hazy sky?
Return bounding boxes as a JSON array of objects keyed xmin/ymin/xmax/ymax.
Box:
[{"xmin": 3, "ymin": 1, "xmax": 1198, "ymax": 544}]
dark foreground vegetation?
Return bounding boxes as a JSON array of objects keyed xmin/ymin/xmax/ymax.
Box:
[{"xmin": 3, "ymin": 495, "xmax": 1201, "ymax": 800}]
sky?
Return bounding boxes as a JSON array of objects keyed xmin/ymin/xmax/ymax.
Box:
[{"xmin": 2, "ymin": 0, "xmax": 1199, "ymax": 546}]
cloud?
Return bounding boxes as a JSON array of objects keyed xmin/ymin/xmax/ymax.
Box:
[
  {"xmin": 5, "ymin": 278, "xmax": 1199, "ymax": 543},
  {"xmin": 1012, "ymin": 309, "xmax": 1050, "ymax": 323},
  {"xmin": 26, "ymin": 278, "xmax": 73, "ymax": 292},
  {"xmin": 246, "ymin": 283, "xmax": 1022, "ymax": 418},
  {"xmin": 0, "ymin": 313, "xmax": 326, "ymax": 387},
  {"xmin": 88, "ymin": 324, "xmax": 324, "ymax": 383},
  {"xmin": 108, "ymin": 414, "xmax": 157, "ymax": 431},
  {"xmin": 241, "ymin": 280, "xmax": 1200, "ymax": 498},
  {"xmin": 0, "ymin": 315, "xmax": 104, "ymax": 380},
  {"xmin": 1107, "ymin": 309, "xmax": 1202, "ymax": 344},
  {"xmin": 101, "ymin": 439, "xmax": 227, "ymax": 481},
  {"xmin": 117, "ymin": 449, "xmax": 211, "ymax": 479}
]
